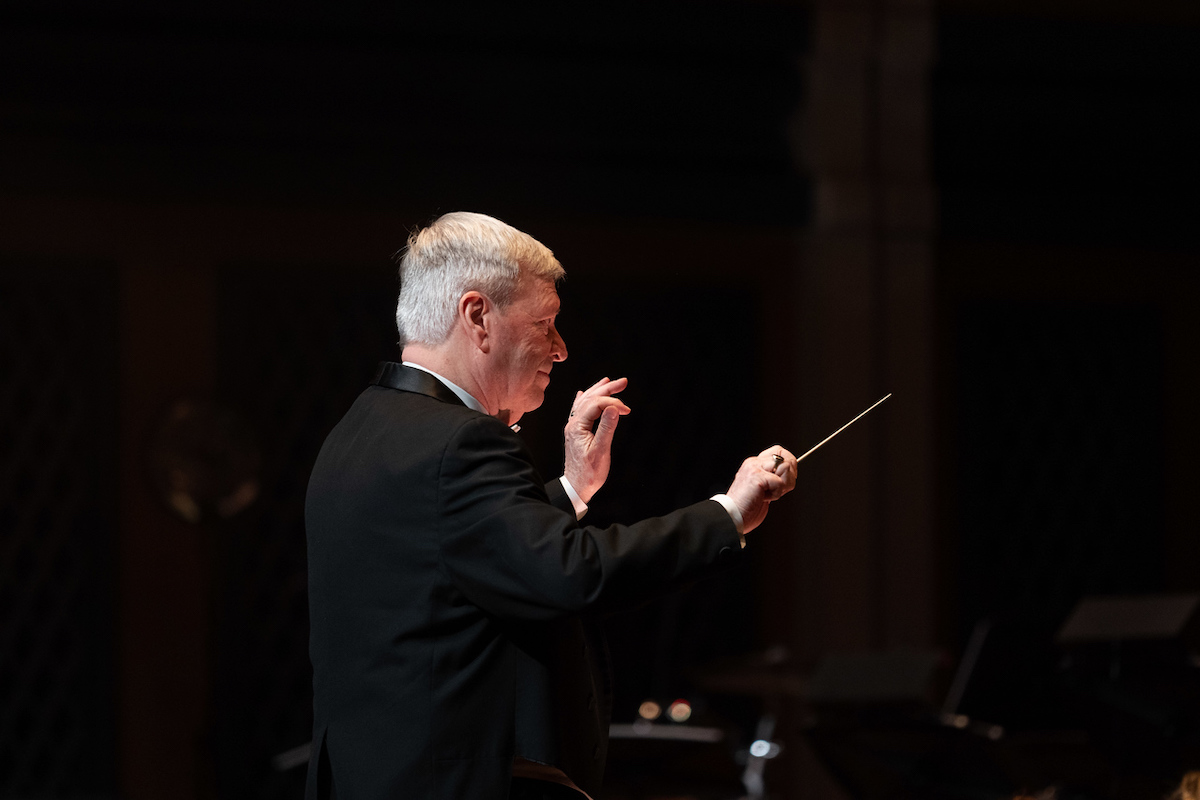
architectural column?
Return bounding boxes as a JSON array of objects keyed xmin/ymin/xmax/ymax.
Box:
[
  {"xmin": 782, "ymin": 0, "xmax": 937, "ymax": 796},
  {"xmin": 117, "ymin": 208, "xmax": 217, "ymax": 800},
  {"xmin": 795, "ymin": 0, "xmax": 937, "ymax": 656}
]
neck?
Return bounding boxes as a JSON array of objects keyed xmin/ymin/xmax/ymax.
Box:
[{"xmin": 402, "ymin": 342, "xmax": 498, "ymax": 415}]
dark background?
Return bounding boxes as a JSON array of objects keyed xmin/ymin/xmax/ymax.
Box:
[{"xmin": 2, "ymin": 1, "xmax": 1199, "ymax": 799}]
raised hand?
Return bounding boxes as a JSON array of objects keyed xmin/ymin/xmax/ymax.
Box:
[
  {"xmin": 725, "ymin": 446, "xmax": 798, "ymax": 534},
  {"xmin": 563, "ymin": 377, "xmax": 631, "ymax": 503}
]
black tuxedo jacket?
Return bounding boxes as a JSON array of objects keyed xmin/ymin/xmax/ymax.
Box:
[{"xmin": 305, "ymin": 363, "xmax": 742, "ymax": 800}]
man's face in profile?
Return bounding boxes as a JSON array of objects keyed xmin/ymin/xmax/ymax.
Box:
[{"xmin": 488, "ymin": 277, "xmax": 568, "ymax": 423}]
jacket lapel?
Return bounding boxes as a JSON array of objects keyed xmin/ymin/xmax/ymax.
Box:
[{"xmin": 371, "ymin": 362, "xmax": 466, "ymax": 408}]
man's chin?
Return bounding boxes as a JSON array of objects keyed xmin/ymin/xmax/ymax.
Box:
[{"xmin": 515, "ymin": 389, "xmax": 548, "ymax": 421}]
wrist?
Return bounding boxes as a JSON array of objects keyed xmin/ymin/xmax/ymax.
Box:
[
  {"xmin": 560, "ymin": 475, "xmax": 589, "ymax": 519},
  {"xmin": 563, "ymin": 469, "xmax": 592, "ymax": 504},
  {"xmin": 710, "ymin": 493, "xmax": 745, "ymax": 537}
]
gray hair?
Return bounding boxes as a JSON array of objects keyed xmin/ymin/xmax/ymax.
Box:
[{"xmin": 394, "ymin": 212, "xmax": 565, "ymax": 347}]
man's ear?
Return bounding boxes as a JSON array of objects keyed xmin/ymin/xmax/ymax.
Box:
[{"xmin": 458, "ymin": 291, "xmax": 491, "ymax": 353}]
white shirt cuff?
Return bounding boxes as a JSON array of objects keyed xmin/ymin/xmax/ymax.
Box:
[
  {"xmin": 710, "ymin": 494, "xmax": 747, "ymax": 548},
  {"xmin": 560, "ymin": 476, "xmax": 588, "ymax": 520}
]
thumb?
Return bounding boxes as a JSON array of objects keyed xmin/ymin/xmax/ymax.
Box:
[{"xmin": 593, "ymin": 406, "xmax": 621, "ymax": 449}]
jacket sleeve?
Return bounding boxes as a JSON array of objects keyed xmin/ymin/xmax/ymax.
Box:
[
  {"xmin": 544, "ymin": 475, "xmax": 575, "ymax": 516},
  {"xmin": 435, "ymin": 414, "xmax": 743, "ymax": 622}
]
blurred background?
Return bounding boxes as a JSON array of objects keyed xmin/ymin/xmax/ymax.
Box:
[{"xmin": 2, "ymin": 0, "xmax": 1199, "ymax": 799}]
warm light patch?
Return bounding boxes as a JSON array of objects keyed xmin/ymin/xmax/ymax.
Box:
[
  {"xmin": 638, "ymin": 700, "xmax": 662, "ymax": 721},
  {"xmin": 666, "ymin": 699, "xmax": 691, "ymax": 723}
]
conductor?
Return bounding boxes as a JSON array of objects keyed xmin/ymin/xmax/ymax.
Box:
[{"xmin": 305, "ymin": 212, "xmax": 798, "ymax": 800}]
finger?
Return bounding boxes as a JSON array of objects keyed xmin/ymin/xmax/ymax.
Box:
[
  {"xmin": 598, "ymin": 396, "xmax": 632, "ymax": 415},
  {"xmin": 760, "ymin": 445, "xmax": 798, "ymax": 476},
  {"xmin": 598, "ymin": 376, "xmax": 628, "ymax": 395},
  {"xmin": 569, "ymin": 396, "xmax": 631, "ymax": 429},
  {"xmin": 743, "ymin": 472, "xmax": 786, "ymax": 504},
  {"xmin": 580, "ymin": 376, "xmax": 628, "ymax": 399},
  {"xmin": 567, "ymin": 390, "xmax": 583, "ymax": 420},
  {"xmin": 578, "ymin": 395, "xmax": 631, "ymax": 417},
  {"xmin": 570, "ymin": 379, "xmax": 608, "ymax": 415},
  {"xmin": 777, "ymin": 447, "xmax": 799, "ymax": 481},
  {"xmin": 581, "ymin": 376, "xmax": 611, "ymax": 395},
  {"xmin": 759, "ymin": 472, "xmax": 790, "ymax": 500},
  {"xmin": 775, "ymin": 446, "xmax": 797, "ymax": 467}
]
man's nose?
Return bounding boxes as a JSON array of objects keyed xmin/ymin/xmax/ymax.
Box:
[{"xmin": 551, "ymin": 326, "xmax": 567, "ymax": 362}]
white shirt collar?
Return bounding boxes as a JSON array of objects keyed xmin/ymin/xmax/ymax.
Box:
[
  {"xmin": 400, "ymin": 361, "xmax": 485, "ymax": 412},
  {"xmin": 400, "ymin": 361, "xmax": 521, "ymax": 432}
]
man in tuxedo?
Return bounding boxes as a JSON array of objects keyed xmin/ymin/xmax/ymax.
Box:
[{"xmin": 306, "ymin": 212, "xmax": 797, "ymax": 800}]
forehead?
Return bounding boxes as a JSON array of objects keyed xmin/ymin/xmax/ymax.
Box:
[{"xmin": 516, "ymin": 277, "xmax": 561, "ymax": 313}]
